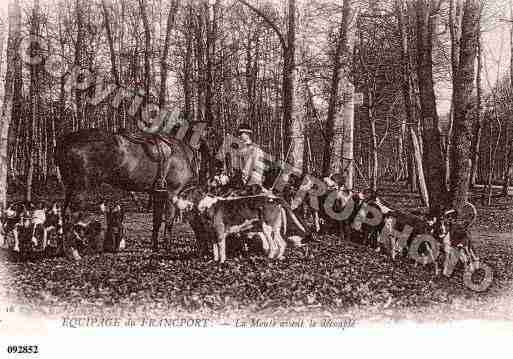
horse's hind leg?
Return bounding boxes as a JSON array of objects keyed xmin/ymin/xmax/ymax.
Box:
[{"xmin": 164, "ymin": 203, "xmax": 176, "ymax": 251}]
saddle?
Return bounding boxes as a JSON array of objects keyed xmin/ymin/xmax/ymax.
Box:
[
  {"xmin": 122, "ymin": 132, "xmax": 176, "ymax": 162},
  {"xmin": 121, "ymin": 132, "xmax": 177, "ymax": 192}
]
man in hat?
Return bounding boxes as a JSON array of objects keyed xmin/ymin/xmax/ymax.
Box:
[{"xmin": 236, "ymin": 123, "xmax": 265, "ymax": 187}]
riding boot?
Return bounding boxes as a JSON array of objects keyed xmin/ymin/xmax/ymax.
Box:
[
  {"xmin": 154, "ymin": 156, "xmax": 173, "ymax": 193},
  {"xmin": 154, "ymin": 139, "xmax": 169, "ymax": 193}
]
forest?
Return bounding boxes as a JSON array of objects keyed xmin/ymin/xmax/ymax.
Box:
[
  {"xmin": 0, "ymin": 0, "xmax": 509, "ymax": 211},
  {"xmin": 1, "ymin": 0, "xmax": 513, "ymax": 323}
]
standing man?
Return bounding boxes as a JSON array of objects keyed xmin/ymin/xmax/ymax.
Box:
[
  {"xmin": 237, "ymin": 123, "xmax": 265, "ymax": 187},
  {"xmin": 236, "ymin": 124, "xmax": 315, "ymax": 243}
]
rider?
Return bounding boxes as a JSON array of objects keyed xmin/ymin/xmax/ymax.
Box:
[{"xmin": 236, "ymin": 123, "xmax": 265, "ymax": 188}]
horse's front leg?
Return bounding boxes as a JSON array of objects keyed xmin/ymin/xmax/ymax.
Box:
[{"xmin": 152, "ymin": 194, "xmax": 166, "ymax": 252}]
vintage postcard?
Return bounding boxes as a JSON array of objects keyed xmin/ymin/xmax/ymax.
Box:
[{"xmin": 1, "ymin": 0, "xmax": 513, "ymax": 357}]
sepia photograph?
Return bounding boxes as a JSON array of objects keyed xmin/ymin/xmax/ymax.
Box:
[{"xmin": 0, "ymin": 0, "xmax": 511, "ymax": 355}]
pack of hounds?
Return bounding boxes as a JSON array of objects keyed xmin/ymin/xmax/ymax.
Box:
[
  {"xmin": 169, "ymin": 171, "xmax": 480, "ymax": 277},
  {"xmin": 0, "ymin": 201, "xmax": 125, "ymax": 261},
  {"xmin": 0, "ymin": 172, "xmax": 480, "ymax": 279},
  {"xmin": 288, "ymin": 173, "xmax": 480, "ymax": 277}
]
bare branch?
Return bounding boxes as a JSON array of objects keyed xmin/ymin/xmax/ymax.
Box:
[{"xmin": 235, "ymin": 0, "xmax": 287, "ymax": 52}]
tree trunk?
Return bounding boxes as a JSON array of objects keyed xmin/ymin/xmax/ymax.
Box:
[
  {"xmin": 204, "ymin": 1, "xmax": 216, "ymax": 125},
  {"xmin": 502, "ymin": 2, "xmax": 513, "ymax": 196},
  {"xmin": 322, "ymin": 0, "xmax": 352, "ymax": 176},
  {"xmin": 138, "ymin": 0, "xmax": 151, "ymax": 111},
  {"xmin": 101, "ymin": 0, "xmax": 119, "ymax": 85},
  {"xmin": 502, "ymin": 123, "xmax": 511, "ymax": 196},
  {"xmin": 445, "ymin": 0, "xmax": 463, "ymax": 190},
  {"xmin": 450, "ymin": 0, "xmax": 480, "ymax": 211},
  {"xmin": 74, "ymin": 0, "xmax": 85, "ymax": 128},
  {"xmin": 159, "ymin": 0, "xmax": 179, "ymax": 110},
  {"xmin": 26, "ymin": 0, "xmax": 41, "ymax": 202},
  {"xmin": 470, "ymin": 25, "xmax": 482, "ymax": 188},
  {"xmin": 396, "ymin": 126, "xmax": 405, "ymax": 182},
  {"xmin": 341, "ymin": 8, "xmax": 357, "ymax": 189},
  {"xmin": 486, "ymin": 116, "xmax": 499, "ymax": 205},
  {"xmin": 0, "ymin": 0, "xmax": 21, "ymax": 208},
  {"xmin": 236, "ymin": 0, "xmax": 303, "ymax": 168},
  {"xmin": 367, "ymin": 92, "xmax": 378, "ymax": 191},
  {"xmin": 396, "ymin": 0, "xmax": 427, "ymax": 203},
  {"xmin": 194, "ymin": 10, "xmax": 205, "ymax": 122},
  {"xmin": 411, "ymin": 127, "xmax": 429, "ymax": 206},
  {"xmin": 7, "ymin": 0, "xmax": 22, "ymax": 186},
  {"xmin": 183, "ymin": 6, "xmax": 193, "ymax": 120},
  {"xmin": 416, "ymin": 0, "xmax": 447, "ymax": 210},
  {"xmin": 283, "ymin": 0, "xmax": 303, "ymax": 169}
]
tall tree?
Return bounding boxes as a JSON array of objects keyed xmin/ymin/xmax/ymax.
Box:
[
  {"xmin": 502, "ymin": 1, "xmax": 513, "ymax": 195},
  {"xmin": 341, "ymin": 2, "xmax": 357, "ymax": 190},
  {"xmin": 450, "ymin": 0, "xmax": 480, "ymax": 210},
  {"xmin": 0, "ymin": 0, "xmax": 21, "ymax": 207},
  {"xmin": 26, "ymin": 0, "xmax": 41, "ymax": 202},
  {"xmin": 322, "ymin": 0, "xmax": 354, "ymax": 177},
  {"xmin": 415, "ymin": 0, "xmax": 447, "ymax": 210},
  {"xmin": 74, "ymin": 0, "xmax": 86, "ymax": 128},
  {"xmin": 284, "ymin": 0, "xmax": 303, "ymax": 169},
  {"xmin": 101, "ymin": 0, "xmax": 120, "ymax": 85},
  {"xmin": 445, "ymin": 0, "xmax": 463, "ymax": 189},
  {"xmin": 236, "ymin": 0, "xmax": 304, "ymax": 168},
  {"xmin": 159, "ymin": 0, "xmax": 179, "ymax": 110},
  {"xmin": 7, "ymin": 0, "xmax": 22, "ymax": 185},
  {"xmin": 182, "ymin": 5, "xmax": 193, "ymax": 120},
  {"xmin": 396, "ymin": 0, "xmax": 429, "ymax": 205},
  {"xmin": 470, "ymin": 18, "xmax": 482, "ymax": 189},
  {"xmin": 138, "ymin": 0, "xmax": 152, "ymax": 112}
]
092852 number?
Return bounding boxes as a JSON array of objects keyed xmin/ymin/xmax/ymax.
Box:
[{"xmin": 7, "ymin": 345, "xmax": 39, "ymax": 354}]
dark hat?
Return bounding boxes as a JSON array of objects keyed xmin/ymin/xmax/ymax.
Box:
[{"xmin": 238, "ymin": 123, "xmax": 253, "ymax": 134}]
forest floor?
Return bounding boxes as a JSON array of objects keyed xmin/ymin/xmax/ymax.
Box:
[{"xmin": 1, "ymin": 182, "xmax": 513, "ymax": 325}]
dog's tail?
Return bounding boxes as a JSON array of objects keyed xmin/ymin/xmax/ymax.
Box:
[
  {"xmin": 275, "ymin": 198, "xmax": 314, "ymax": 242},
  {"xmin": 280, "ymin": 207, "xmax": 287, "ymax": 238}
]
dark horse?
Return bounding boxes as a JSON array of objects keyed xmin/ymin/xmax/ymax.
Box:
[{"xmin": 55, "ymin": 128, "xmax": 200, "ymax": 252}]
